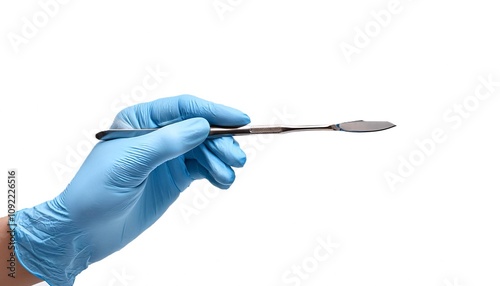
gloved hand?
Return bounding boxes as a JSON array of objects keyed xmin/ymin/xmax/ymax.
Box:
[{"xmin": 13, "ymin": 95, "xmax": 250, "ymax": 286}]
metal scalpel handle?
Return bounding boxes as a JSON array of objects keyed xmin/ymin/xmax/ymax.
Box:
[
  {"xmin": 208, "ymin": 125, "xmax": 335, "ymax": 137},
  {"xmin": 95, "ymin": 121, "xmax": 395, "ymax": 141},
  {"xmin": 95, "ymin": 125, "xmax": 333, "ymax": 140}
]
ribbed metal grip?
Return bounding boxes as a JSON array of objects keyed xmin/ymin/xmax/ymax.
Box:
[{"xmin": 250, "ymin": 126, "xmax": 285, "ymax": 134}]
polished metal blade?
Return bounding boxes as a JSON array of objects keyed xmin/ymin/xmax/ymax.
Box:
[{"xmin": 337, "ymin": 120, "xmax": 396, "ymax": 132}]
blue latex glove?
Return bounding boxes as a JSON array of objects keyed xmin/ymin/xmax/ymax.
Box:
[{"xmin": 13, "ymin": 95, "xmax": 250, "ymax": 286}]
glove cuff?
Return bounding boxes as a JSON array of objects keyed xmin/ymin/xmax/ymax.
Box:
[{"xmin": 13, "ymin": 201, "xmax": 91, "ymax": 286}]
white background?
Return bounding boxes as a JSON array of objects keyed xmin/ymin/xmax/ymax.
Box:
[{"xmin": 1, "ymin": 1, "xmax": 500, "ymax": 285}]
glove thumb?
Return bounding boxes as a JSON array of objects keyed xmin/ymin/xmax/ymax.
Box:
[{"xmin": 117, "ymin": 117, "xmax": 209, "ymax": 185}]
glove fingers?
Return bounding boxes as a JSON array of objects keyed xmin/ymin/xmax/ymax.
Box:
[
  {"xmin": 112, "ymin": 95, "xmax": 250, "ymax": 129},
  {"xmin": 205, "ymin": 137, "xmax": 246, "ymax": 168},
  {"xmin": 111, "ymin": 118, "xmax": 209, "ymax": 186},
  {"xmin": 162, "ymin": 95, "xmax": 250, "ymax": 126},
  {"xmin": 185, "ymin": 159, "xmax": 231, "ymax": 189},
  {"xmin": 186, "ymin": 144, "xmax": 236, "ymax": 187}
]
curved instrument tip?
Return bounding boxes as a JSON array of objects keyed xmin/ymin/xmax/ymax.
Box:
[{"xmin": 338, "ymin": 120, "xmax": 396, "ymax": 132}]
